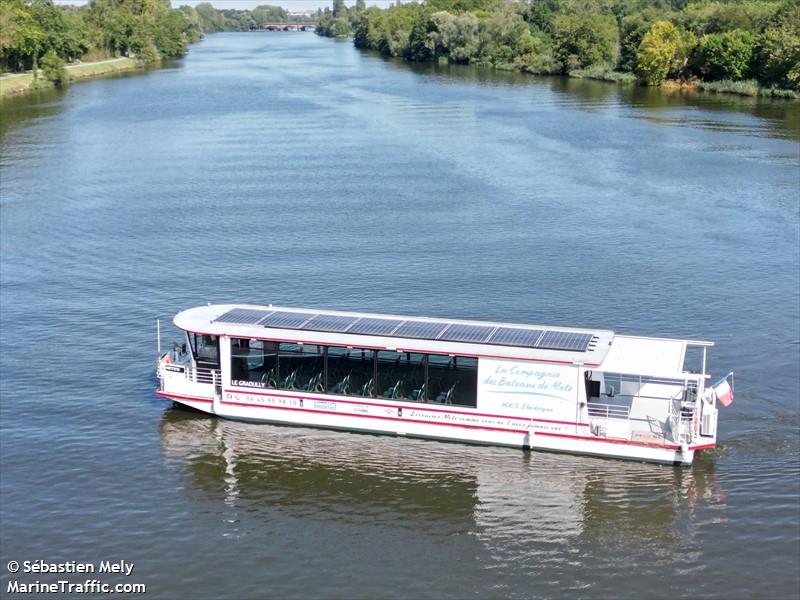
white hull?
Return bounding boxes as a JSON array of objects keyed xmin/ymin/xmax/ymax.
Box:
[{"xmin": 156, "ymin": 385, "xmax": 703, "ymax": 466}]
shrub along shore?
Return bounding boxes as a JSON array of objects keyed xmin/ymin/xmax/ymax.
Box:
[{"xmin": 316, "ymin": 0, "xmax": 800, "ymax": 99}]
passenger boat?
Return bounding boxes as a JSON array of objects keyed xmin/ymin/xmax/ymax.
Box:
[{"xmin": 155, "ymin": 304, "xmax": 729, "ymax": 465}]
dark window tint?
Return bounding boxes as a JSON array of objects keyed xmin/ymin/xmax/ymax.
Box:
[
  {"xmin": 377, "ymin": 351, "xmax": 425, "ymax": 401},
  {"xmin": 427, "ymin": 354, "xmax": 477, "ymax": 407},
  {"xmin": 326, "ymin": 346, "xmax": 376, "ymax": 397},
  {"xmin": 230, "ymin": 338, "xmax": 277, "ymax": 387}
]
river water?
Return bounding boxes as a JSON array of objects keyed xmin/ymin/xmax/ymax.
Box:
[{"xmin": 1, "ymin": 33, "xmax": 798, "ymax": 598}]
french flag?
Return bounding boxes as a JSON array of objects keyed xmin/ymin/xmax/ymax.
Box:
[{"xmin": 713, "ymin": 375, "xmax": 734, "ymax": 407}]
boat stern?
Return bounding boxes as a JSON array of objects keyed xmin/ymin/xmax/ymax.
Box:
[{"xmin": 156, "ymin": 343, "xmax": 217, "ymax": 412}]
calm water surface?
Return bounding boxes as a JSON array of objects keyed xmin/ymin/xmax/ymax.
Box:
[{"xmin": 1, "ymin": 33, "xmax": 799, "ymax": 599}]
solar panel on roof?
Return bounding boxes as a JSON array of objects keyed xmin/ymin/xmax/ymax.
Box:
[
  {"xmin": 215, "ymin": 308, "xmax": 273, "ymax": 324},
  {"xmin": 347, "ymin": 317, "xmax": 403, "ymax": 336},
  {"xmin": 260, "ymin": 311, "xmax": 316, "ymax": 329},
  {"xmin": 213, "ymin": 307, "xmax": 599, "ymax": 354},
  {"xmin": 301, "ymin": 314, "xmax": 359, "ymax": 332},
  {"xmin": 535, "ymin": 330, "xmax": 593, "ymax": 352},
  {"xmin": 392, "ymin": 321, "xmax": 449, "ymax": 340},
  {"xmin": 439, "ymin": 324, "xmax": 494, "ymax": 343},
  {"xmin": 488, "ymin": 327, "xmax": 544, "ymax": 347}
]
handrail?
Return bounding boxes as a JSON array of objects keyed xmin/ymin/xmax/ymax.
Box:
[
  {"xmin": 160, "ymin": 361, "xmax": 220, "ymax": 386},
  {"xmin": 587, "ymin": 403, "xmax": 630, "ymax": 419},
  {"xmin": 667, "ymin": 389, "xmax": 695, "ymax": 445},
  {"xmin": 587, "ymin": 402, "xmax": 631, "ymax": 440},
  {"xmin": 192, "ymin": 366, "xmax": 220, "ymax": 385}
]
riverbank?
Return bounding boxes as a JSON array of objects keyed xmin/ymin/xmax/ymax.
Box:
[
  {"xmin": 569, "ymin": 68, "xmax": 798, "ymax": 99},
  {"xmin": 0, "ymin": 57, "xmax": 143, "ymax": 98}
]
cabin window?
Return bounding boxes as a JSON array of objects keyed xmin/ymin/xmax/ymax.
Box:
[
  {"xmin": 227, "ymin": 337, "xmax": 477, "ymax": 408},
  {"xmin": 230, "ymin": 338, "xmax": 277, "ymax": 387},
  {"xmin": 326, "ymin": 346, "xmax": 376, "ymax": 397},
  {"xmin": 376, "ymin": 351, "xmax": 425, "ymax": 401},
  {"xmin": 277, "ymin": 342, "xmax": 324, "ymax": 391},
  {"xmin": 427, "ymin": 354, "xmax": 477, "ymax": 407},
  {"xmin": 192, "ymin": 333, "xmax": 220, "ymax": 368},
  {"xmin": 274, "ymin": 343, "xmax": 302, "ymax": 390}
]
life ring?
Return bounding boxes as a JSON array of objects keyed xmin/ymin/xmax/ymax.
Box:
[{"xmin": 164, "ymin": 354, "xmax": 172, "ymax": 364}]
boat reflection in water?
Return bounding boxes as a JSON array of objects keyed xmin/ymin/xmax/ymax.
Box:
[{"xmin": 159, "ymin": 406, "xmax": 728, "ymax": 574}]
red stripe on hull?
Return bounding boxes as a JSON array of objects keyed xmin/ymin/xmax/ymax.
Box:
[
  {"xmin": 535, "ymin": 430, "xmax": 681, "ymax": 450},
  {"xmin": 689, "ymin": 442, "xmax": 716, "ymax": 451}
]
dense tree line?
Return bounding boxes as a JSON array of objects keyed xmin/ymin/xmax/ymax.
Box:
[
  {"xmin": 0, "ymin": 0, "xmax": 311, "ymax": 75},
  {"xmin": 317, "ymin": 0, "xmax": 800, "ymax": 92},
  {"xmin": 0, "ymin": 0, "xmax": 203, "ymax": 72}
]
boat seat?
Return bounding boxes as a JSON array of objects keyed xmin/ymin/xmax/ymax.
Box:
[
  {"xmin": 330, "ymin": 373, "xmax": 351, "ymax": 395},
  {"xmin": 410, "ymin": 383, "xmax": 426, "ymax": 402},
  {"xmin": 303, "ymin": 372, "xmax": 324, "ymax": 393},
  {"xmin": 436, "ymin": 381, "xmax": 459, "ymax": 404},
  {"xmin": 281, "ymin": 369, "xmax": 299, "ymax": 390},
  {"xmin": 261, "ymin": 367, "xmax": 277, "ymax": 388},
  {"xmin": 382, "ymin": 380, "xmax": 404, "ymax": 399},
  {"xmin": 359, "ymin": 378, "xmax": 374, "ymax": 397}
]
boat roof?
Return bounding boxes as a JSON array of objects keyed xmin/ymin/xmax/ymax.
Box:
[{"xmin": 173, "ymin": 304, "xmax": 710, "ymax": 377}]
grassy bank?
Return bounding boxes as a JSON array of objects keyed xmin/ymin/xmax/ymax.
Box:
[
  {"xmin": 569, "ymin": 67, "xmax": 637, "ymax": 84},
  {"xmin": 696, "ymin": 79, "xmax": 798, "ymax": 99},
  {"xmin": 0, "ymin": 57, "xmax": 143, "ymax": 98},
  {"xmin": 658, "ymin": 77, "xmax": 798, "ymax": 98},
  {"xmin": 540, "ymin": 66, "xmax": 797, "ymax": 99}
]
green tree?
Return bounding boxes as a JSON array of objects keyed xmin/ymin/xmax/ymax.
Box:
[
  {"xmin": 553, "ymin": 13, "xmax": 618, "ymax": 72},
  {"xmin": 28, "ymin": 0, "xmax": 87, "ymax": 59},
  {"xmin": 354, "ymin": 7, "xmax": 386, "ymax": 48},
  {"xmin": 618, "ymin": 7, "xmax": 674, "ymax": 73},
  {"xmin": 434, "ymin": 11, "xmax": 479, "ymax": 63},
  {"xmin": 333, "ymin": 0, "xmax": 346, "ymax": 18},
  {"xmin": 83, "ymin": 0, "xmax": 136, "ymax": 56},
  {"xmin": 636, "ymin": 19, "xmax": 694, "ymax": 85},
  {"xmin": 753, "ymin": 24, "xmax": 800, "ymax": 89},
  {"xmin": 407, "ymin": 12, "xmax": 435, "ymax": 60},
  {"xmin": 751, "ymin": 0, "xmax": 800, "ymax": 90},
  {"xmin": 0, "ymin": 0, "xmax": 44, "ymax": 71},
  {"xmin": 252, "ymin": 4, "xmax": 287, "ymax": 27},
  {"xmin": 426, "ymin": 0, "xmax": 497, "ymax": 12},
  {"xmin": 331, "ymin": 17, "xmax": 351, "ymax": 36},
  {"xmin": 476, "ymin": 8, "xmax": 533, "ymax": 66},
  {"xmin": 693, "ymin": 29, "xmax": 756, "ymax": 80},
  {"xmin": 40, "ymin": 47, "xmax": 66, "ymax": 85},
  {"xmin": 316, "ymin": 4, "xmax": 352, "ymax": 38},
  {"xmin": 195, "ymin": 2, "xmax": 224, "ymax": 32},
  {"xmin": 513, "ymin": 29, "xmax": 557, "ymax": 73},
  {"xmin": 178, "ymin": 5, "xmax": 204, "ymax": 43},
  {"xmin": 681, "ymin": 1, "xmax": 779, "ymax": 36},
  {"xmin": 525, "ymin": 0, "xmax": 561, "ymax": 35}
]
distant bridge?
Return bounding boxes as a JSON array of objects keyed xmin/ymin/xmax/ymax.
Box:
[{"xmin": 254, "ymin": 23, "xmax": 316, "ymax": 32}]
